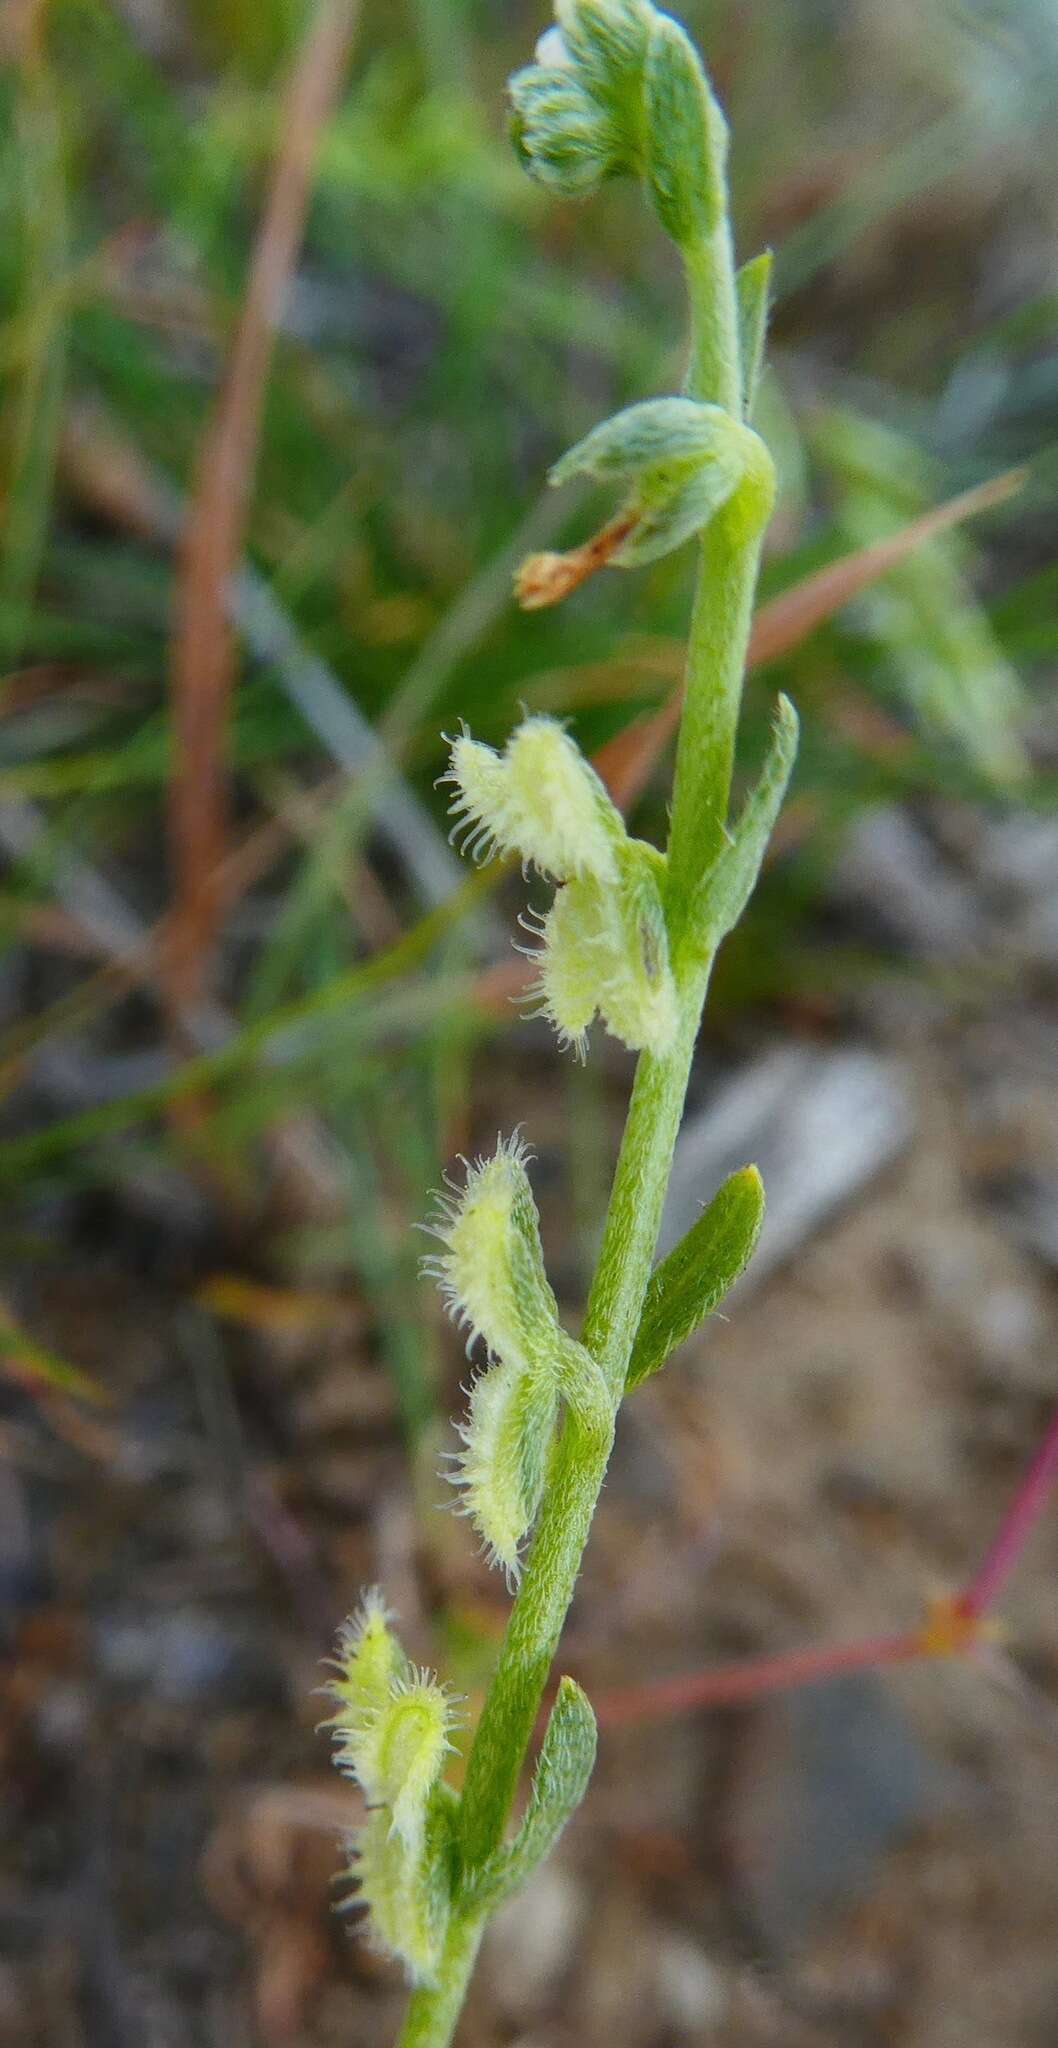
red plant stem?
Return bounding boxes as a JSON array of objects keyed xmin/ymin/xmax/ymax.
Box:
[
  {"xmin": 594, "ymin": 1388, "xmax": 1058, "ymax": 1729},
  {"xmin": 958, "ymin": 1392, "xmax": 1058, "ymax": 1619},
  {"xmin": 593, "ymin": 1629, "xmax": 922, "ymax": 1728}
]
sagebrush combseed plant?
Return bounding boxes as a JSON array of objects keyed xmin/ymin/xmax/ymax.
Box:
[{"xmin": 327, "ymin": 4, "xmax": 795, "ymax": 2039}]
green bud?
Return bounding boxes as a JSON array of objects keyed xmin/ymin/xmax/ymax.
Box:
[
  {"xmin": 425, "ymin": 1137, "xmax": 566, "ymax": 1581},
  {"xmin": 548, "ymin": 397, "xmax": 771, "ymax": 570},
  {"xmin": 423, "ymin": 1133, "xmax": 560, "ymax": 1374},
  {"xmin": 511, "ymin": 1, "xmax": 736, "ymax": 269},
  {"xmin": 555, "ymin": 0, "xmax": 651, "ymax": 107},
  {"xmin": 327, "ymin": 1615, "xmax": 461, "ymax": 1983},
  {"xmin": 509, "ymin": 64, "xmax": 628, "ymax": 197},
  {"xmin": 527, "ymin": 843, "xmax": 678, "ymax": 1059},
  {"xmin": 451, "ymin": 1352, "xmax": 559, "ymax": 1584},
  {"xmin": 353, "ymin": 1672, "xmax": 459, "ymax": 1846},
  {"xmin": 550, "ymin": 395, "xmax": 738, "ymax": 486},
  {"xmin": 510, "ymin": 0, "xmax": 652, "ymax": 199},
  {"xmin": 325, "ymin": 1590, "xmax": 406, "ymax": 1754},
  {"xmin": 529, "ymin": 877, "xmax": 602, "ymax": 1061}
]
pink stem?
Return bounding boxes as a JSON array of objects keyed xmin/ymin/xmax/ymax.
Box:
[
  {"xmin": 593, "ymin": 1386, "xmax": 1058, "ymax": 1730},
  {"xmin": 593, "ymin": 1629, "xmax": 920, "ymax": 1729},
  {"xmin": 958, "ymin": 1392, "xmax": 1058, "ymax": 1618}
]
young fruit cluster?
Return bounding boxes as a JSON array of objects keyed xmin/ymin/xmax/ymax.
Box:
[
  {"xmin": 444, "ymin": 719, "xmax": 678, "ymax": 1057},
  {"xmin": 326, "ymin": 1591, "xmax": 598, "ymax": 1986},
  {"xmin": 325, "ymin": 1594, "xmax": 460, "ymax": 1983},
  {"xmin": 422, "ymin": 1133, "xmax": 610, "ymax": 1582}
]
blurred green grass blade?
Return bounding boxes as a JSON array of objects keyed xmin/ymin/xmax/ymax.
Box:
[
  {"xmin": 326, "ymin": 1082, "xmax": 440, "ymax": 1443},
  {"xmin": 0, "ymin": 860, "xmax": 502, "ymax": 1181},
  {"xmin": 0, "ymin": 24, "xmax": 68, "ymax": 670},
  {"xmin": 0, "ymin": 1311, "xmax": 106, "ymax": 1404},
  {"xmin": 815, "ymin": 408, "xmax": 1028, "ymax": 783}
]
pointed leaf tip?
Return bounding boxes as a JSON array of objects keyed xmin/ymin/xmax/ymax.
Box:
[
  {"xmin": 461, "ymin": 1675, "xmax": 597, "ymax": 1910},
  {"xmin": 735, "ymin": 251, "xmax": 772, "ymax": 416},
  {"xmin": 626, "ymin": 1163, "xmax": 765, "ymax": 1390},
  {"xmin": 688, "ymin": 693, "xmax": 799, "ymax": 958}
]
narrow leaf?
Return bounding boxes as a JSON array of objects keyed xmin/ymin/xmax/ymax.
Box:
[
  {"xmin": 462, "ymin": 1677, "xmax": 597, "ymax": 1909},
  {"xmin": 735, "ymin": 251, "xmax": 772, "ymax": 416},
  {"xmin": 688, "ymin": 694, "xmax": 798, "ymax": 952},
  {"xmin": 626, "ymin": 1165, "xmax": 764, "ymax": 1391}
]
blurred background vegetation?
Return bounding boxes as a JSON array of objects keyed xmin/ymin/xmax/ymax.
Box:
[{"xmin": 2, "ymin": 1, "xmax": 1058, "ymax": 2043}]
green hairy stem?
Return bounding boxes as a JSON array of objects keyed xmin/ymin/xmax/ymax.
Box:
[{"xmin": 327, "ymin": 9, "xmax": 791, "ymax": 2043}]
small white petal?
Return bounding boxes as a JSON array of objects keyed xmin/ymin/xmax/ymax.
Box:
[{"xmin": 536, "ymin": 25, "xmax": 573, "ymax": 67}]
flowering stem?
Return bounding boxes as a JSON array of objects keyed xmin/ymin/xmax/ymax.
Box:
[
  {"xmin": 683, "ymin": 220, "xmax": 742, "ymax": 413},
  {"xmin": 397, "ymin": 1916, "xmax": 486, "ymax": 2048},
  {"xmin": 455, "ymin": 482, "xmax": 767, "ymax": 1887},
  {"xmin": 400, "ymin": 363, "xmax": 767, "ymax": 2048},
  {"xmin": 665, "ymin": 512, "xmax": 767, "ymax": 928},
  {"xmin": 388, "ymin": 12, "xmax": 780, "ymax": 2042}
]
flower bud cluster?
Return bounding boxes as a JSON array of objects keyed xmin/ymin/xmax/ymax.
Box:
[
  {"xmin": 325, "ymin": 1595, "xmax": 461, "ymax": 1984},
  {"xmin": 509, "ymin": 0, "xmax": 726, "ymax": 249},
  {"xmin": 508, "ymin": 5, "xmax": 776, "ymax": 603},
  {"xmin": 509, "ymin": 0, "xmax": 650, "ymax": 198},
  {"xmin": 443, "ymin": 716, "xmax": 678, "ymax": 1058}
]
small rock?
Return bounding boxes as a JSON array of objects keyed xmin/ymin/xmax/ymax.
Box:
[
  {"xmin": 727, "ymin": 1674, "xmax": 959, "ymax": 1953},
  {"xmin": 660, "ymin": 1046, "xmax": 914, "ymax": 1285},
  {"xmin": 987, "ymin": 1170, "xmax": 1058, "ymax": 1274},
  {"xmin": 487, "ymin": 1866, "xmax": 586, "ymax": 2017},
  {"xmin": 834, "ymin": 808, "xmax": 980, "ymax": 959},
  {"xmin": 652, "ymin": 1928, "xmax": 729, "ymax": 2032},
  {"xmin": 972, "ymin": 815, "xmax": 1058, "ymax": 898},
  {"xmin": 95, "ymin": 1609, "xmax": 285, "ymax": 1710}
]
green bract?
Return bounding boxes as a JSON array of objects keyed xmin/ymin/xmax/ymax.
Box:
[
  {"xmin": 550, "ymin": 395, "xmax": 770, "ymax": 567},
  {"xmin": 643, "ymin": 10, "xmax": 727, "ymax": 242},
  {"xmin": 626, "ymin": 1165, "xmax": 766, "ymax": 1389}
]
